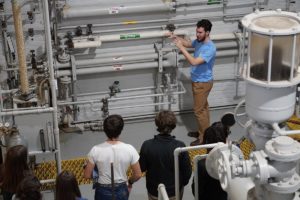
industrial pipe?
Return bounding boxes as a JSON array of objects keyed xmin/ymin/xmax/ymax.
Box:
[
  {"xmin": 158, "ymin": 184, "xmax": 169, "ymax": 200},
  {"xmin": 174, "ymin": 144, "xmax": 219, "ymax": 200},
  {"xmin": 57, "ymin": 49, "xmax": 238, "ymax": 77},
  {"xmin": 62, "ymin": 2, "xmax": 174, "ymax": 19},
  {"xmin": 42, "ymin": 0, "xmax": 62, "ymax": 173},
  {"xmin": 0, "ymin": 107, "xmax": 54, "ymax": 116},
  {"xmin": 193, "ymin": 155, "xmax": 207, "ymax": 200},
  {"xmin": 68, "ymin": 54, "xmax": 159, "ymax": 68},
  {"xmin": 57, "ymin": 61, "xmax": 172, "ymax": 77},
  {"xmin": 11, "ymin": 0, "xmax": 29, "ymax": 95},
  {"xmin": 72, "ymin": 29, "xmax": 189, "ymax": 49},
  {"xmin": 272, "ymin": 123, "xmax": 300, "ymax": 136},
  {"xmin": 58, "ymin": 41, "xmax": 238, "ymax": 69}
]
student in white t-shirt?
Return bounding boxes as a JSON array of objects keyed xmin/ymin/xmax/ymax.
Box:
[{"xmin": 84, "ymin": 114, "xmax": 142, "ymax": 200}]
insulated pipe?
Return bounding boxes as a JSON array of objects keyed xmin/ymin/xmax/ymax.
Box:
[
  {"xmin": 174, "ymin": 144, "xmax": 218, "ymax": 200},
  {"xmin": 62, "ymin": 2, "xmax": 174, "ymax": 19},
  {"xmin": 42, "ymin": 0, "xmax": 62, "ymax": 173},
  {"xmin": 11, "ymin": 0, "xmax": 29, "ymax": 95}
]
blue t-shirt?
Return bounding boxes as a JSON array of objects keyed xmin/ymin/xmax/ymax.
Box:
[{"xmin": 191, "ymin": 40, "xmax": 216, "ymax": 82}]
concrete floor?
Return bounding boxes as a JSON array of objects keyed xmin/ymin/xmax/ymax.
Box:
[{"xmin": 42, "ymin": 107, "xmax": 246, "ymax": 200}]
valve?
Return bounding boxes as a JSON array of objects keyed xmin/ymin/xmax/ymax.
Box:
[
  {"xmin": 86, "ymin": 24, "xmax": 93, "ymax": 36},
  {"xmin": 166, "ymin": 24, "xmax": 176, "ymax": 33},
  {"xmin": 109, "ymin": 81, "xmax": 120, "ymax": 97}
]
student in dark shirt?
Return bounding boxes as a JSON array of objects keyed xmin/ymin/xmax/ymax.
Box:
[
  {"xmin": 192, "ymin": 113, "xmax": 235, "ymax": 200},
  {"xmin": 139, "ymin": 110, "xmax": 192, "ymax": 200}
]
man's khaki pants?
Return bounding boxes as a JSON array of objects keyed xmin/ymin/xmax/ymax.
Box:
[{"xmin": 192, "ymin": 81, "xmax": 213, "ymax": 142}]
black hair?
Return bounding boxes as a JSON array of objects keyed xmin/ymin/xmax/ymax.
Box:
[
  {"xmin": 197, "ymin": 19, "xmax": 212, "ymax": 32},
  {"xmin": 55, "ymin": 171, "xmax": 81, "ymax": 200},
  {"xmin": 155, "ymin": 110, "xmax": 177, "ymax": 134},
  {"xmin": 203, "ymin": 122, "xmax": 228, "ymax": 145},
  {"xmin": 15, "ymin": 175, "xmax": 42, "ymax": 200},
  {"xmin": 221, "ymin": 113, "xmax": 235, "ymax": 127},
  {"xmin": 103, "ymin": 114, "xmax": 124, "ymax": 139}
]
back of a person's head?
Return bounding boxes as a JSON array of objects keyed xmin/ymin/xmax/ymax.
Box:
[
  {"xmin": 55, "ymin": 171, "xmax": 81, "ymax": 200},
  {"xmin": 2, "ymin": 145, "xmax": 29, "ymax": 192},
  {"xmin": 203, "ymin": 122, "xmax": 228, "ymax": 144},
  {"xmin": 197, "ymin": 19, "xmax": 212, "ymax": 32},
  {"xmin": 155, "ymin": 110, "xmax": 177, "ymax": 134},
  {"xmin": 16, "ymin": 175, "xmax": 42, "ymax": 200},
  {"xmin": 103, "ymin": 114, "xmax": 124, "ymax": 139}
]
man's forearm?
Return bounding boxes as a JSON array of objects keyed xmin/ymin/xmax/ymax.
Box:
[{"xmin": 177, "ymin": 37, "xmax": 192, "ymax": 48}]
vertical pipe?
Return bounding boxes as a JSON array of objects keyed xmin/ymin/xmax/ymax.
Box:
[
  {"xmin": 241, "ymin": 29, "xmax": 246, "ymax": 78},
  {"xmin": 174, "ymin": 150, "xmax": 180, "ymax": 200},
  {"xmin": 11, "ymin": 0, "xmax": 29, "ymax": 95},
  {"xmin": 42, "ymin": 0, "xmax": 62, "ymax": 173},
  {"xmin": 247, "ymin": 31, "xmax": 251, "ymax": 79},
  {"xmin": 267, "ymin": 36, "xmax": 273, "ymax": 83},
  {"xmin": 290, "ymin": 34, "xmax": 296, "ymax": 81}
]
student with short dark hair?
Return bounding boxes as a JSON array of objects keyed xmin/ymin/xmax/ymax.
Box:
[
  {"xmin": 84, "ymin": 114, "xmax": 142, "ymax": 200},
  {"xmin": 1, "ymin": 145, "xmax": 31, "ymax": 200},
  {"xmin": 139, "ymin": 110, "xmax": 192, "ymax": 200},
  {"xmin": 192, "ymin": 113, "xmax": 235, "ymax": 200},
  {"xmin": 56, "ymin": 171, "xmax": 87, "ymax": 200},
  {"xmin": 13, "ymin": 175, "xmax": 42, "ymax": 200}
]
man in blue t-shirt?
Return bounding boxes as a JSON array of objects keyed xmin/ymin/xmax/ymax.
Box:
[{"xmin": 171, "ymin": 19, "xmax": 216, "ymax": 146}]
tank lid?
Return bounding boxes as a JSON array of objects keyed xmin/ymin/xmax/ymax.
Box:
[{"xmin": 241, "ymin": 9, "xmax": 300, "ymax": 35}]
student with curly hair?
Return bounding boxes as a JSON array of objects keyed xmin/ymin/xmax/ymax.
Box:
[{"xmin": 139, "ymin": 110, "xmax": 192, "ymax": 200}]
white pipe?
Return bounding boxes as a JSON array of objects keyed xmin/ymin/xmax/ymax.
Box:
[
  {"xmin": 234, "ymin": 99, "xmax": 246, "ymax": 128},
  {"xmin": 40, "ymin": 179, "xmax": 55, "ymax": 184},
  {"xmin": 60, "ymin": 42, "xmax": 238, "ymax": 68},
  {"xmin": 210, "ymin": 33, "xmax": 236, "ymax": 40},
  {"xmin": 74, "ymin": 48, "xmax": 156, "ymax": 59},
  {"xmin": 0, "ymin": 107, "xmax": 54, "ymax": 116},
  {"xmin": 158, "ymin": 184, "xmax": 169, "ymax": 200},
  {"xmin": 29, "ymin": 150, "xmax": 59, "ymax": 155},
  {"xmin": 73, "ymin": 39, "xmax": 101, "ymax": 49},
  {"xmin": 72, "ymin": 54, "xmax": 159, "ymax": 68},
  {"xmin": 72, "ymin": 29, "xmax": 189, "ymax": 49},
  {"xmin": 57, "ymin": 49, "xmax": 237, "ymax": 77},
  {"xmin": 57, "ymin": 61, "xmax": 172, "ymax": 77},
  {"xmin": 272, "ymin": 123, "xmax": 300, "ymax": 136},
  {"xmin": 106, "ymin": 102, "xmax": 173, "ymax": 111},
  {"xmin": 174, "ymin": 144, "xmax": 218, "ymax": 200},
  {"xmin": 42, "ymin": 0, "xmax": 62, "ymax": 173},
  {"xmin": 62, "ymin": 2, "xmax": 174, "ymax": 19},
  {"xmin": 193, "ymin": 155, "xmax": 207, "ymax": 200}
]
